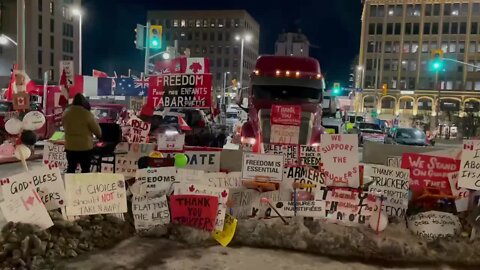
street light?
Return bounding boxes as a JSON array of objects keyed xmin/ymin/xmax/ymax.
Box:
[
  {"xmin": 71, "ymin": 7, "xmax": 83, "ymax": 75},
  {"xmin": 235, "ymin": 33, "xmax": 252, "ymax": 89},
  {"xmin": 0, "ymin": 34, "xmax": 17, "ymax": 46}
]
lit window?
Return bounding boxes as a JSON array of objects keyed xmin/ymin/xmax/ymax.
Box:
[
  {"xmin": 181, "ymin": 20, "xmax": 186, "ymax": 27},
  {"xmin": 388, "ymin": 9, "xmax": 394, "ymax": 15},
  {"xmin": 196, "ymin": 19, "xmax": 201, "ymax": 27},
  {"xmin": 173, "ymin": 19, "xmax": 179, "ymax": 27},
  {"xmin": 49, "ymin": 1, "xmax": 54, "ymax": 14}
]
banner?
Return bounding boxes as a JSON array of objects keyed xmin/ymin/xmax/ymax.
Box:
[
  {"xmin": 458, "ymin": 140, "xmax": 480, "ymax": 190},
  {"xmin": 125, "ymin": 118, "xmax": 151, "ymax": 143},
  {"xmin": 299, "ymin": 145, "xmax": 321, "ymax": 167},
  {"xmin": 242, "ymin": 153, "xmax": 284, "ymax": 181},
  {"xmin": 148, "ymin": 74, "xmax": 213, "ymax": 108},
  {"xmin": 132, "ymin": 195, "xmax": 170, "ymax": 231},
  {"xmin": 407, "ymin": 211, "xmax": 461, "ymax": 241},
  {"xmin": 320, "ymin": 134, "xmax": 359, "ymax": 187},
  {"xmin": 43, "ymin": 142, "xmax": 67, "ymax": 171},
  {"xmin": 270, "ymin": 105, "xmax": 301, "ymax": 126},
  {"xmin": 136, "ymin": 167, "xmax": 176, "ymax": 196},
  {"xmin": 448, "ymin": 172, "xmax": 469, "ymax": 212},
  {"xmin": 169, "ymin": 194, "xmax": 219, "ymax": 231},
  {"xmin": 157, "ymin": 133, "xmax": 185, "ymax": 151},
  {"xmin": 263, "ymin": 144, "xmax": 299, "ymax": 166},
  {"xmin": 65, "ymin": 173, "xmax": 127, "ymax": 216}
]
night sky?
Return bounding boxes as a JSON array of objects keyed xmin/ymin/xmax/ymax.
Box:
[{"xmin": 83, "ymin": 0, "xmax": 362, "ymax": 87}]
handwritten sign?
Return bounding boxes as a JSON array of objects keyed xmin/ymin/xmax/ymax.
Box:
[
  {"xmin": 299, "ymin": 145, "xmax": 321, "ymax": 167},
  {"xmin": 407, "ymin": 211, "xmax": 461, "ymax": 241},
  {"xmin": 213, "ymin": 214, "xmax": 237, "ymax": 247},
  {"xmin": 177, "ymin": 168, "xmax": 205, "ymax": 182},
  {"xmin": 320, "ymin": 134, "xmax": 359, "ymax": 187},
  {"xmin": 43, "ymin": 142, "xmax": 67, "ymax": 171},
  {"xmin": 126, "ymin": 118, "xmax": 151, "ymax": 143},
  {"xmin": 132, "ymin": 195, "xmax": 170, "ymax": 231},
  {"xmin": 202, "ymin": 172, "xmax": 242, "ymax": 188},
  {"xmin": 164, "ymin": 148, "xmax": 221, "ymax": 172},
  {"xmin": 459, "ymin": 140, "xmax": 480, "ymax": 190},
  {"xmin": 242, "ymin": 153, "xmax": 284, "ymax": 181},
  {"xmin": 272, "ymin": 200, "xmax": 326, "ymax": 217},
  {"xmin": 448, "ymin": 172, "xmax": 469, "ymax": 212},
  {"xmin": 169, "ymin": 194, "xmax": 219, "ymax": 231},
  {"xmin": 102, "ymin": 143, "xmax": 156, "ymax": 177},
  {"xmin": 386, "ymin": 156, "xmax": 402, "ymax": 168},
  {"xmin": 401, "ymin": 153, "xmax": 460, "ymax": 197},
  {"xmin": 229, "ymin": 188, "xmax": 258, "ymax": 218},
  {"xmin": 136, "ymin": 167, "xmax": 176, "ymax": 196},
  {"xmin": 65, "ymin": 173, "xmax": 127, "ymax": 216},
  {"xmin": 255, "ymin": 190, "xmax": 282, "ymax": 218},
  {"xmin": 281, "ymin": 166, "xmax": 325, "ymax": 200},
  {"xmin": 157, "ymin": 133, "xmax": 185, "ymax": 151},
  {"xmin": 270, "ymin": 105, "xmax": 301, "ymax": 126},
  {"xmin": 264, "ymin": 144, "xmax": 299, "ymax": 166},
  {"xmin": 270, "ymin": 125, "xmax": 300, "ymax": 145},
  {"xmin": 366, "ymin": 165, "xmax": 409, "ymax": 217}
]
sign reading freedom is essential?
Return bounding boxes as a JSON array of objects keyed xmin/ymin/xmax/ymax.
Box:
[
  {"xmin": 170, "ymin": 194, "xmax": 219, "ymax": 231},
  {"xmin": 320, "ymin": 134, "xmax": 359, "ymax": 188},
  {"xmin": 270, "ymin": 105, "xmax": 301, "ymax": 126},
  {"xmin": 242, "ymin": 153, "xmax": 284, "ymax": 181},
  {"xmin": 148, "ymin": 74, "xmax": 213, "ymax": 108},
  {"xmin": 458, "ymin": 140, "xmax": 480, "ymax": 190},
  {"xmin": 132, "ymin": 195, "xmax": 170, "ymax": 231},
  {"xmin": 65, "ymin": 173, "xmax": 127, "ymax": 216}
]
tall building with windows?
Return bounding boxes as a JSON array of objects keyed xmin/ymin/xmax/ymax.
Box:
[
  {"xmin": 0, "ymin": 0, "xmax": 81, "ymax": 86},
  {"xmin": 357, "ymin": 0, "xmax": 480, "ymax": 131},
  {"xmin": 275, "ymin": 31, "xmax": 310, "ymax": 57},
  {"xmin": 147, "ymin": 10, "xmax": 260, "ymax": 95}
]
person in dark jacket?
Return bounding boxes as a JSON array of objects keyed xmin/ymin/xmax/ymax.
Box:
[{"xmin": 62, "ymin": 94, "xmax": 101, "ymax": 173}]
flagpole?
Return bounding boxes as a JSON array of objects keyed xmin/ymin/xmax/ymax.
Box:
[
  {"xmin": 16, "ymin": 0, "xmax": 25, "ymax": 71},
  {"xmin": 144, "ymin": 23, "xmax": 150, "ymax": 76}
]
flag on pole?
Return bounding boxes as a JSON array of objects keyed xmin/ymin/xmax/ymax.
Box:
[
  {"xmin": 58, "ymin": 68, "xmax": 69, "ymax": 107},
  {"xmin": 5, "ymin": 65, "xmax": 36, "ymax": 100},
  {"xmin": 113, "ymin": 75, "xmax": 147, "ymax": 96},
  {"xmin": 92, "ymin": 69, "xmax": 108, "ymax": 78},
  {"xmin": 71, "ymin": 75, "xmax": 113, "ymax": 97}
]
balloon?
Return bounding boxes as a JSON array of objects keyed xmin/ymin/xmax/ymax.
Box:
[
  {"xmin": 20, "ymin": 130, "xmax": 38, "ymax": 146},
  {"xmin": 174, "ymin": 153, "xmax": 188, "ymax": 168},
  {"xmin": 369, "ymin": 210, "xmax": 389, "ymax": 232},
  {"xmin": 5, "ymin": 118, "xmax": 23, "ymax": 135},
  {"xmin": 14, "ymin": 144, "xmax": 31, "ymax": 161},
  {"xmin": 22, "ymin": 111, "xmax": 46, "ymax": 131}
]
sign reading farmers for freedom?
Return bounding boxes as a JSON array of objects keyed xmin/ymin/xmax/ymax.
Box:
[
  {"xmin": 169, "ymin": 194, "xmax": 219, "ymax": 231},
  {"xmin": 458, "ymin": 140, "xmax": 480, "ymax": 190},
  {"xmin": 366, "ymin": 165, "xmax": 409, "ymax": 217},
  {"xmin": 281, "ymin": 166, "xmax": 325, "ymax": 200},
  {"xmin": 407, "ymin": 211, "xmax": 461, "ymax": 241},
  {"xmin": 401, "ymin": 153, "xmax": 460, "ymax": 197},
  {"xmin": 65, "ymin": 173, "xmax": 127, "ymax": 216},
  {"xmin": 164, "ymin": 148, "xmax": 221, "ymax": 172},
  {"xmin": 132, "ymin": 195, "xmax": 170, "ymax": 231},
  {"xmin": 125, "ymin": 118, "xmax": 151, "ymax": 143},
  {"xmin": 264, "ymin": 144, "xmax": 299, "ymax": 166},
  {"xmin": 448, "ymin": 172, "xmax": 470, "ymax": 212},
  {"xmin": 320, "ymin": 134, "xmax": 359, "ymax": 187},
  {"xmin": 242, "ymin": 153, "xmax": 284, "ymax": 181},
  {"xmin": 148, "ymin": 74, "xmax": 213, "ymax": 108},
  {"xmin": 272, "ymin": 200, "xmax": 326, "ymax": 218},
  {"xmin": 136, "ymin": 167, "xmax": 176, "ymax": 196},
  {"xmin": 299, "ymin": 145, "xmax": 321, "ymax": 167},
  {"xmin": 43, "ymin": 142, "xmax": 67, "ymax": 171}
]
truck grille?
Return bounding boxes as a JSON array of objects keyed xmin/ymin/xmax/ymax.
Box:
[{"xmin": 259, "ymin": 109, "xmax": 313, "ymax": 145}]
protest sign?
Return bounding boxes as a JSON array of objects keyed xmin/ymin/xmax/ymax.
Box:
[
  {"xmin": 169, "ymin": 194, "xmax": 218, "ymax": 231},
  {"xmin": 272, "ymin": 200, "xmax": 326, "ymax": 218},
  {"xmin": 177, "ymin": 168, "xmax": 205, "ymax": 182},
  {"xmin": 43, "ymin": 142, "xmax": 67, "ymax": 171},
  {"xmin": 458, "ymin": 140, "xmax": 480, "ymax": 190},
  {"xmin": 65, "ymin": 173, "xmax": 127, "ymax": 216},
  {"xmin": 281, "ymin": 166, "xmax": 325, "ymax": 200},
  {"xmin": 242, "ymin": 153, "xmax": 284, "ymax": 181},
  {"xmin": 254, "ymin": 190, "xmax": 282, "ymax": 218},
  {"xmin": 407, "ymin": 211, "xmax": 461, "ymax": 241},
  {"xmin": 103, "ymin": 143, "xmax": 156, "ymax": 177},
  {"xmin": 116, "ymin": 142, "xmax": 156, "ymax": 158},
  {"xmin": 29, "ymin": 167, "xmax": 65, "ymax": 210},
  {"xmin": 270, "ymin": 105, "xmax": 301, "ymax": 126},
  {"xmin": 320, "ymin": 134, "xmax": 359, "ymax": 187},
  {"xmin": 136, "ymin": 167, "xmax": 176, "ymax": 196},
  {"xmin": 270, "ymin": 125, "xmax": 300, "ymax": 145},
  {"xmin": 386, "ymin": 156, "xmax": 402, "ymax": 168},
  {"xmin": 401, "ymin": 153, "xmax": 460, "ymax": 197},
  {"xmin": 366, "ymin": 165, "xmax": 409, "ymax": 217},
  {"xmin": 299, "ymin": 145, "xmax": 321, "ymax": 167},
  {"xmin": 132, "ymin": 195, "xmax": 170, "ymax": 231},
  {"xmin": 157, "ymin": 133, "xmax": 185, "ymax": 151},
  {"xmin": 125, "ymin": 118, "xmax": 151, "ymax": 143},
  {"xmin": 148, "ymin": 74, "xmax": 213, "ymax": 108},
  {"xmin": 229, "ymin": 188, "xmax": 259, "ymax": 218},
  {"xmin": 202, "ymin": 172, "xmax": 242, "ymax": 188},
  {"xmin": 213, "ymin": 214, "xmax": 237, "ymax": 247},
  {"xmin": 264, "ymin": 144, "xmax": 299, "ymax": 166},
  {"xmin": 102, "ymin": 157, "xmax": 138, "ymax": 177},
  {"xmin": 448, "ymin": 172, "xmax": 469, "ymax": 212},
  {"xmin": 164, "ymin": 148, "xmax": 221, "ymax": 172},
  {"xmin": 174, "ymin": 183, "xmax": 229, "ymax": 231}
]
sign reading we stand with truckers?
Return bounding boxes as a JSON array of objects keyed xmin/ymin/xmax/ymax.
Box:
[{"xmin": 270, "ymin": 104, "xmax": 301, "ymax": 145}]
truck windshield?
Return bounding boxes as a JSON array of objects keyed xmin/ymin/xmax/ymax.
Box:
[{"xmin": 253, "ymin": 85, "xmax": 321, "ymax": 101}]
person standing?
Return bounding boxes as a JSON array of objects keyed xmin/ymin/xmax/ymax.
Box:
[{"xmin": 62, "ymin": 94, "xmax": 101, "ymax": 173}]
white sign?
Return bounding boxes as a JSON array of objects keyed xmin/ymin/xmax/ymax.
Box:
[
  {"xmin": 386, "ymin": 156, "xmax": 402, "ymax": 168},
  {"xmin": 270, "ymin": 125, "xmax": 300, "ymax": 145},
  {"xmin": 136, "ymin": 167, "xmax": 176, "ymax": 196},
  {"xmin": 407, "ymin": 211, "xmax": 461, "ymax": 241},
  {"xmin": 448, "ymin": 172, "xmax": 470, "ymax": 212},
  {"xmin": 366, "ymin": 165, "xmax": 409, "ymax": 217},
  {"xmin": 103, "ymin": 143, "xmax": 156, "ymax": 177},
  {"xmin": 242, "ymin": 153, "xmax": 284, "ymax": 181},
  {"xmin": 320, "ymin": 134, "xmax": 359, "ymax": 187},
  {"xmin": 43, "ymin": 142, "xmax": 67, "ymax": 171},
  {"xmin": 263, "ymin": 144, "xmax": 299, "ymax": 166},
  {"xmin": 165, "ymin": 149, "xmax": 221, "ymax": 172},
  {"xmin": 281, "ymin": 166, "xmax": 325, "ymax": 200},
  {"xmin": 272, "ymin": 200, "xmax": 326, "ymax": 217},
  {"xmin": 65, "ymin": 173, "xmax": 128, "ymax": 216},
  {"xmin": 229, "ymin": 188, "xmax": 259, "ymax": 219},
  {"xmin": 125, "ymin": 118, "xmax": 151, "ymax": 143},
  {"xmin": 299, "ymin": 145, "xmax": 321, "ymax": 167},
  {"xmin": 459, "ymin": 140, "xmax": 480, "ymax": 190},
  {"xmin": 202, "ymin": 172, "xmax": 242, "ymax": 188},
  {"xmin": 59, "ymin": 60, "xmax": 74, "ymax": 86},
  {"xmin": 176, "ymin": 168, "xmax": 204, "ymax": 182},
  {"xmin": 157, "ymin": 133, "xmax": 185, "ymax": 151},
  {"xmin": 132, "ymin": 195, "xmax": 170, "ymax": 231}
]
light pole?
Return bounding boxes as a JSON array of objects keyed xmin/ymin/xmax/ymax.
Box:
[
  {"xmin": 235, "ymin": 34, "xmax": 252, "ymax": 89},
  {"xmin": 222, "ymin": 71, "xmax": 230, "ymax": 105},
  {"xmin": 72, "ymin": 8, "xmax": 83, "ymax": 75},
  {"xmin": 17, "ymin": 0, "xmax": 25, "ymax": 71}
]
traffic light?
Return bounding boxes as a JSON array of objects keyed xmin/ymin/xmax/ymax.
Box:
[
  {"xmin": 382, "ymin": 83, "xmax": 388, "ymax": 95},
  {"xmin": 332, "ymin": 82, "xmax": 341, "ymax": 95},
  {"xmin": 149, "ymin": 25, "xmax": 163, "ymax": 49},
  {"xmin": 134, "ymin": 24, "xmax": 145, "ymax": 50},
  {"xmin": 430, "ymin": 49, "xmax": 444, "ymax": 71}
]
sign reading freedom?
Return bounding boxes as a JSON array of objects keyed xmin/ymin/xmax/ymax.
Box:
[{"xmin": 148, "ymin": 74, "xmax": 212, "ymax": 108}]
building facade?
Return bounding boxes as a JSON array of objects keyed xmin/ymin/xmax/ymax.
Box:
[
  {"xmin": 275, "ymin": 32, "xmax": 310, "ymax": 56},
  {"xmin": 0, "ymin": 0, "xmax": 81, "ymax": 86},
  {"xmin": 147, "ymin": 10, "xmax": 260, "ymax": 96},
  {"xmin": 357, "ymin": 0, "xmax": 480, "ymax": 132}
]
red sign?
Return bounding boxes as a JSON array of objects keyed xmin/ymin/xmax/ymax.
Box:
[
  {"xmin": 401, "ymin": 153, "xmax": 460, "ymax": 197},
  {"xmin": 148, "ymin": 74, "xmax": 212, "ymax": 109},
  {"xmin": 271, "ymin": 105, "xmax": 302, "ymax": 126},
  {"xmin": 169, "ymin": 194, "xmax": 219, "ymax": 231}
]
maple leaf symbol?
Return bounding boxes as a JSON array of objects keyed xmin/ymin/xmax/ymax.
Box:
[
  {"xmin": 189, "ymin": 62, "xmax": 203, "ymax": 73},
  {"xmin": 189, "ymin": 185, "xmax": 195, "ymax": 192},
  {"xmin": 221, "ymin": 190, "xmax": 228, "ymax": 198}
]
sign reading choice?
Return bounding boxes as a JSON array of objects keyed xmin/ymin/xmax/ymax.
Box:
[
  {"xmin": 242, "ymin": 153, "xmax": 284, "ymax": 181},
  {"xmin": 458, "ymin": 140, "xmax": 480, "ymax": 190},
  {"xmin": 320, "ymin": 134, "xmax": 359, "ymax": 187}
]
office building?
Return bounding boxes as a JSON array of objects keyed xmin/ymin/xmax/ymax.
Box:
[{"xmin": 275, "ymin": 31, "xmax": 310, "ymax": 57}]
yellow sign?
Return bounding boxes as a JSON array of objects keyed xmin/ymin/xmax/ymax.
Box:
[
  {"xmin": 325, "ymin": 128, "xmax": 336, "ymax": 134},
  {"xmin": 212, "ymin": 214, "xmax": 237, "ymax": 247}
]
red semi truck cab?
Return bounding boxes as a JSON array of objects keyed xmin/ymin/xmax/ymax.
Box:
[{"xmin": 239, "ymin": 56, "xmax": 325, "ymax": 152}]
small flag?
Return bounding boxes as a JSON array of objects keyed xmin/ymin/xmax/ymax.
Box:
[
  {"xmin": 70, "ymin": 75, "xmax": 113, "ymax": 97},
  {"xmin": 464, "ymin": 142, "xmax": 474, "ymax": 150}
]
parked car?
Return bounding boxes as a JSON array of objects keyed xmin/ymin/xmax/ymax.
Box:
[
  {"xmin": 91, "ymin": 104, "xmax": 126, "ymax": 124},
  {"xmin": 354, "ymin": 122, "xmax": 386, "ymax": 145},
  {"xmin": 384, "ymin": 128, "xmax": 431, "ymax": 146}
]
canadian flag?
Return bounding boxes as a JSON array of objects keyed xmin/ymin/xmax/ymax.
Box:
[
  {"xmin": 4, "ymin": 65, "xmax": 36, "ymax": 100},
  {"xmin": 185, "ymin": 58, "xmax": 209, "ymax": 74},
  {"xmin": 464, "ymin": 141, "xmax": 474, "ymax": 150},
  {"xmin": 59, "ymin": 68, "xmax": 69, "ymax": 108},
  {"xmin": 178, "ymin": 115, "xmax": 191, "ymax": 131}
]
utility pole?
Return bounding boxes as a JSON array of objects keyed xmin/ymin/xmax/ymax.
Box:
[
  {"xmin": 144, "ymin": 22, "xmax": 150, "ymax": 76},
  {"xmin": 16, "ymin": 0, "xmax": 25, "ymax": 71}
]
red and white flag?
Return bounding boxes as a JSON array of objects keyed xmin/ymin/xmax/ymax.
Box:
[
  {"xmin": 5, "ymin": 65, "xmax": 36, "ymax": 100},
  {"xmin": 186, "ymin": 58, "xmax": 209, "ymax": 74},
  {"xmin": 178, "ymin": 115, "xmax": 191, "ymax": 131},
  {"xmin": 58, "ymin": 68, "xmax": 69, "ymax": 107}
]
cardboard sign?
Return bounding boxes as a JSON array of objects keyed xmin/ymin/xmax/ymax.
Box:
[
  {"xmin": 43, "ymin": 142, "xmax": 68, "ymax": 171},
  {"xmin": 213, "ymin": 214, "xmax": 237, "ymax": 247},
  {"xmin": 242, "ymin": 153, "xmax": 284, "ymax": 181},
  {"xmin": 164, "ymin": 148, "xmax": 221, "ymax": 172},
  {"xmin": 459, "ymin": 140, "xmax": 480, "ymax": 190},
  {"xmin": 281, "ymin": 166, "xmax": 325, "ymax": 200},
  {"xmin": 366, "ymin": 165, "xmax": 409, "ymax": 217},
  {"xmin": 148, "ymin": 74, "xmax": 213, "ymax": 108},
  {"xmin": 65, "ymin": 173, "xmax": 128, "ymax": 216},
  {"xmin": 126, "ymin": 118, "xmax": 151, "ymax": 143},
  {"xmin": 320, "ymin": 134, "xmax": 359, "ymax": 187},
  {"xmin": 129, "ymin": 97, "xmax": 145, "ymax": 112},
  {"xmin": 229, "ymin": 188, "xmax": 259, "ymax": 218},
  {"xmin": 270, "ymin": 125, "xmax": 300, "ymax": 145},
  {"xmin": 272, "ymin": 200, "xmax": 326, "ymax": 217},
  {"xmin": 299, "ymin": 145, "xmax": 321, "ymax": 167},
  {"xmin": 169, "ymin": 194, "xmax": 219, "ymax": 231},
  {"xmin": 132, "ymin": 195, "xmax": 170, "ymax": 231},
  {"xmin": 448, "ymin": 172, "xmax": 469, "ymax": 212},
  {"xmin": 157, "ymin": 133, "xmax": 185, "ymax": 151},
  {"xmin": 407, "ymin": 211, "xmax": 461, "ymax": 241},
  {"xmin": 12, "ymin": 92, "xmax": 30, "ymax": 110},
  {"xmin": 264, "ymin": 144, "xmax": 299, "ymax": 166},
  {"xmin": 176, "ymin": 168, "xmax": 205, "ymax": 182},
  {"xmin": 202, "ymin": 172, "xmax": 242, "ymax": 188},
  {"xmin": 136, "ymin": 167, "xmax": 176, "ymax": 196},
  {"xmin": 174, "ymin": 183, "xmax": 229, "ymax": 231},
  {"xmin": 270, "ymin": 105, "xmax": 301, "ymax": 126},
  {"xmin": 102, "ymin": 157, "xmax": 138, "ymax": 177},
  {"xmin": 401, "ymin": 153, "xmax": 460, "ymax": 197}
]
